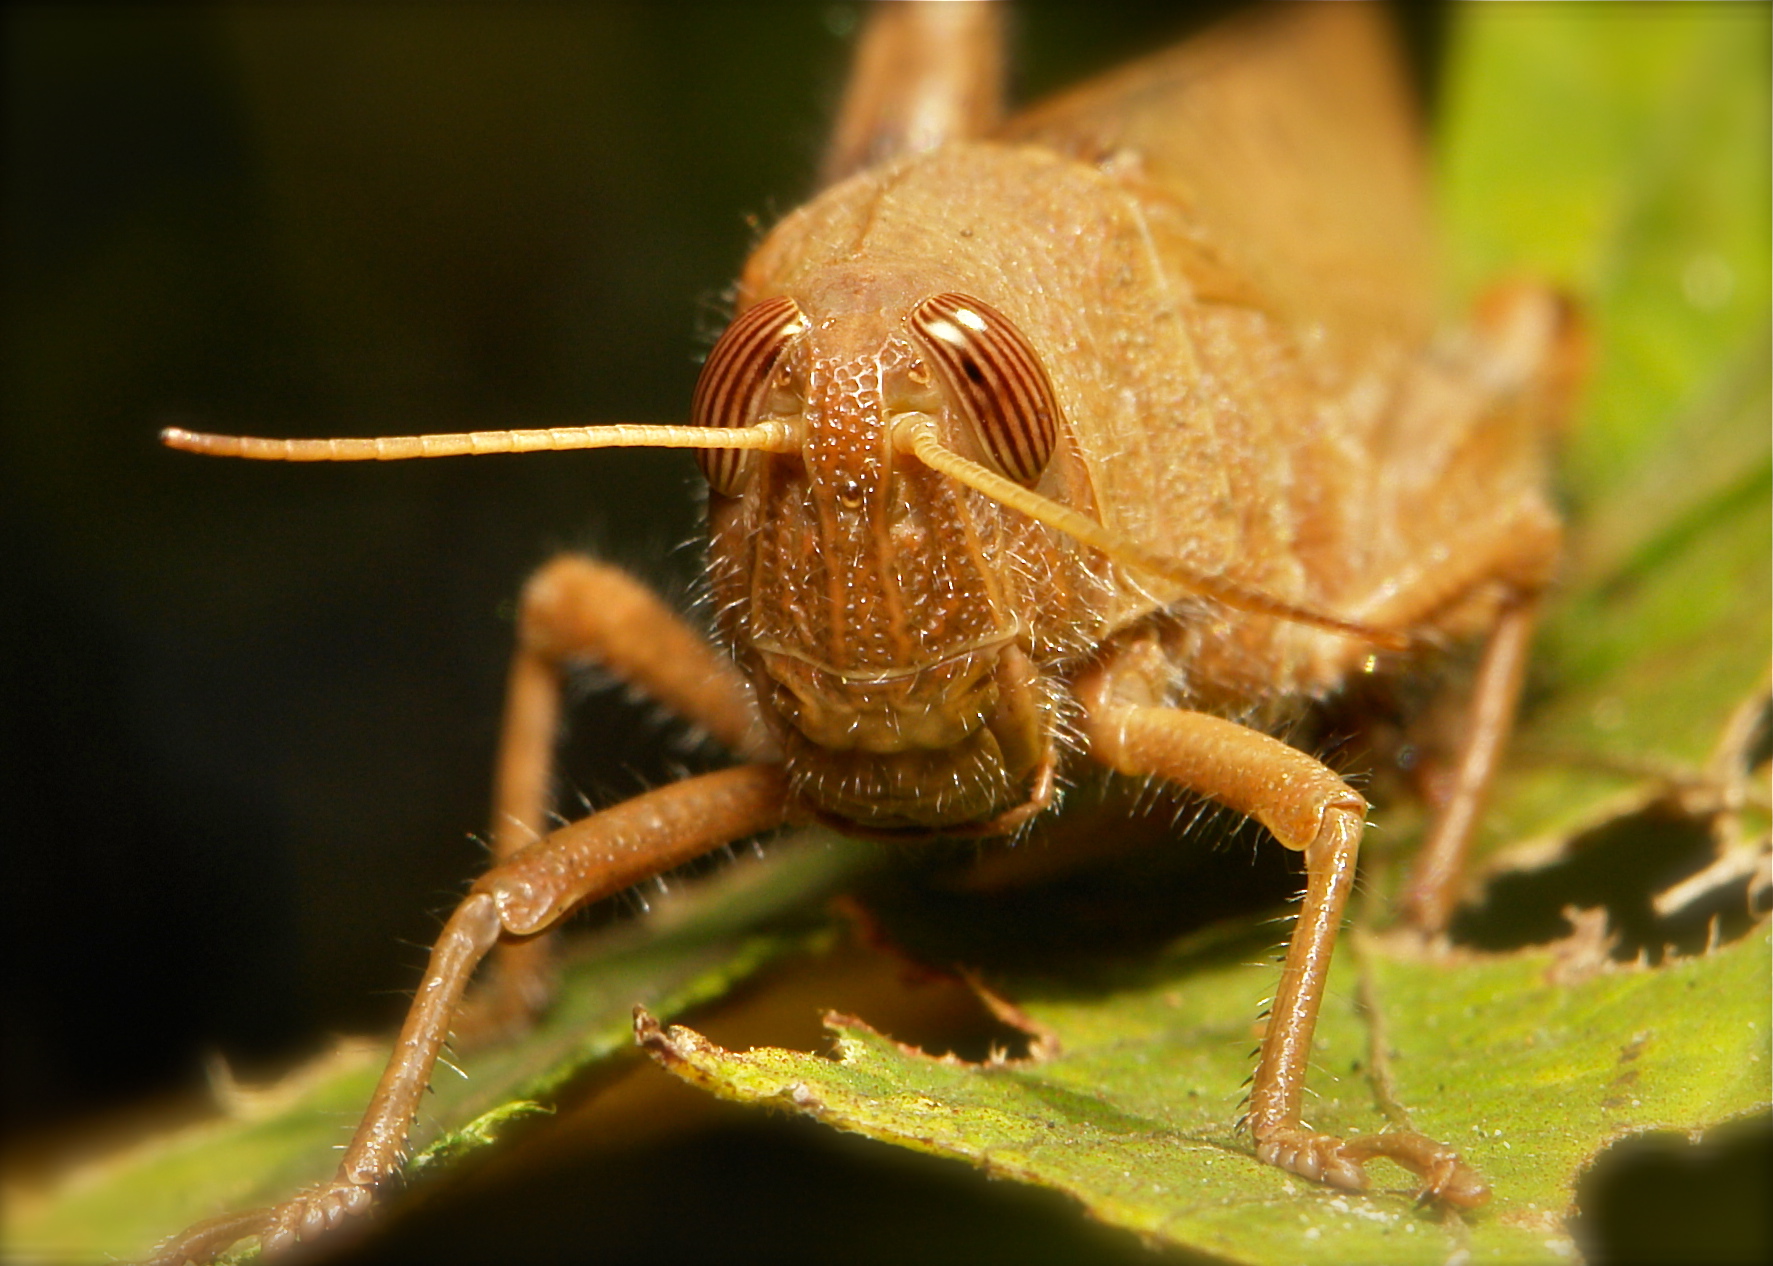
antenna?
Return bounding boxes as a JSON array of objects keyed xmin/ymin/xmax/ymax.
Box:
[
  {"xmin": 159, "ymin": 422, "xmax": 797, "ymax": 462},
  {"xmin": 160, "ymin": 415, "xmax": 1403, "ymax": 648}
]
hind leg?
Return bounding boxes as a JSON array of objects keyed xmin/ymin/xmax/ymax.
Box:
[
  {"xmin": 1400, "ymin": 596, "xmax": 1542, "ymax": 932},
  {"xmin": 1356, "ymin": 281, "xmax": 1582, "ymax": 933}
]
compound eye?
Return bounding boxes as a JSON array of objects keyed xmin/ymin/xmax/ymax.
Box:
[
  {"xmin": 692, "ymin": 295, "xmax": 807, "ymax": 494},
  {"xmin": 908, "ymin": 293, "xmax": 1060, "ymax": 487}
]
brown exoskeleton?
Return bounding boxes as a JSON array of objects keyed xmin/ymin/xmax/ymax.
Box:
[{"xmin": 149, "ymin": 3, "xmax": 1580, "ymax": 1260}]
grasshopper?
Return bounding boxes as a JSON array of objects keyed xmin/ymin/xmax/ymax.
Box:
[{"xmin": 149, "ymin": 4, "xmax": 1577, "ymax": 1259}]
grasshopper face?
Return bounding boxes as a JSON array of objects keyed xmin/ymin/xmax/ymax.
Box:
[{"xmin": 698, "ymin": 266, "xmax": 1075, "ymax": 831}]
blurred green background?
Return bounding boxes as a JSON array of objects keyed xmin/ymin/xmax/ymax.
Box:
[{"xmin": 4, "ymin": 4, "xmax": 1762, "ymax": 1263}]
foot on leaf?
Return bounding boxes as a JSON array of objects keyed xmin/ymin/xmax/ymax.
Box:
[
  {"xmin": 256, "ymin": 1176, "xmax": 377, "ymax": 1255},
  {"xmin": 1257, "ymin": 1125, "xmax": 1490, "ymax": 1209}
]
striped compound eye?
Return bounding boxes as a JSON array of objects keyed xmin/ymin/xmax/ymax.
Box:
[
  {"xmin": 691, "ymin": 295, "xmax": 808, "ymax": 494},
  {"xmin": 908, "ymin": 293, "xmax": 1060, "ymax": 487}
]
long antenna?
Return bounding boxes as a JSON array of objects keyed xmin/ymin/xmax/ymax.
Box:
[
  {"xmin": 161, "ymin": 416, "xmax": 1404, "ymax": 648},
  {"xmin": 160, "ymin": 422, "xmax": 796, "ymax": 462}
]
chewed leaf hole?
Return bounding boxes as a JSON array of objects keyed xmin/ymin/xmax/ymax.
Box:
[
  {"xmin": 1573, "ymin": 1114, "xmax": 1773, "ymax": 1265},
  {"xmin": 1452, "ymin": 802, "xmax": 1764, "ymax": 961},
  {"xmin": 821, "ymin": 960, "xmax": 1045, "ymax": 1067},
  {"xmin": 671, "ymin": 912, "xmax": 1046, "ymax": 1069}
]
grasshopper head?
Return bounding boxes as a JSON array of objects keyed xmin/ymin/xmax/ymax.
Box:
[{"xmin": 697, "ymin": 267, "xmax": 1100, "ymax": 831}]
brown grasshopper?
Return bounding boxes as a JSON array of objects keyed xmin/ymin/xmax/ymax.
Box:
[{"xmin": 149, "ymin": 3, "xmax": 1578, "ymax": 1259}]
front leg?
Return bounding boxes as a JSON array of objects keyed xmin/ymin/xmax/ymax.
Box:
[
  {"xmin": 469, "ymin": 555, "xmax": 772, "ymax": 1035},
  {"xmin": 1074, "ymin": 661, "xmax": 1489, "ymax": 1207},
  {"xmin": 144, "ymin": 765, "xmax": 789, "ymax": 1265}
]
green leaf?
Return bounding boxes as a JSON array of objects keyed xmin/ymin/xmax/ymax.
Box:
[
  {"xmin": 643, "ymin": 925, "xmax": 1771, "ymax": 1265},
  {"xmin": 642, "ymin": 7, "xmax": 1773, "ymax": 1264}
]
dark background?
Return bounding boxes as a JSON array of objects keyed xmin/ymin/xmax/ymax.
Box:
[
  {"xmin": 0, "ymin": 0, "xmax": 1266, "ymax": 1141},
  {"xmin": 5, "ymin": 4, "xmax": 1763, "ymax": 1263}
]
